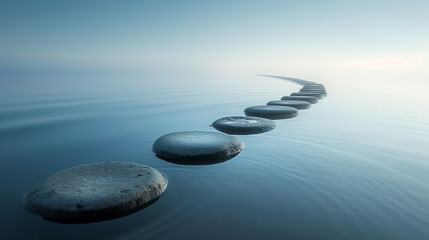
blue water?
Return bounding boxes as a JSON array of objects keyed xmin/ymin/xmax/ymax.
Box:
[{"xmin": 1, "ymin": 76, "xmax": 429, "ymax": 239}]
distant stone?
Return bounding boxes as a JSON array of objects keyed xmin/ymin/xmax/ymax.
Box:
[
  {"xmin": 267, "ymin": 100, "xmax": 311, "ymax": 110},
  {"xmin": 23, "ymin": 162, "xmax": 168, "ymax": 223},
  {"xmin": 281, "ymin": 96, "xmax": 319, "ymax": 104},
  {"xmin": 212, "ymin": 116, "xmax": 276, "ymax": 135},
  {"xmin": 153, "ymin": 131, "xmax": 244, "ymax": 164},
  {"xmin": 291, "ymin": 92, "xmax": 324, "ymax": 99},
  {"xmin": 244, "ymin": 105, "xmax": 299, "ymax": 120}
]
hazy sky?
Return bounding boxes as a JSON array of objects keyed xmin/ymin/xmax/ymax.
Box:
[{"xmin": 1, "ymin": 0, "xmax": 428, "ymax": 96}]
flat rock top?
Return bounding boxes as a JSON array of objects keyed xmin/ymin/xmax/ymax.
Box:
[
  {"xmin": 245, "ymin": 105, "xmax": 298, "ymax": 112},
  {"xmin": 244, "ymin": 105, "xmax": 299, "ymax": 120},
  {"xmin": 302, "ymin": 84, "xmax": 325, "ymax": 88},
  {"xmin": 267, "ymin": 100, "xmax": 311, "ymax": 109},
  {"xmin": 302, "ymin": 86, "xmax": 326, "ymax": 90},
  {"xmin": 281, "ymin": 96, "xmax": 319, "ymax": 103},
  {"xmin": 212, "ymin": 116, "xmax": 276, "ymax": 135},
  {"xmin": 300, "ymin": 88, "xmax": 326, "ymax": 91},
  {"xmin": 153, "ymin": 131, "xmax": 244, "ymax": 164},
  {"xmin": 23, "ymin": 162, "xmax": 168, "ymax": 223},
  {"xmin": 291, "ymin": 92, "xmax": 324, "ymax": 99},
  {"xmin": 300, "ymin": 89, "xmax": 327, "ymax": 96}
]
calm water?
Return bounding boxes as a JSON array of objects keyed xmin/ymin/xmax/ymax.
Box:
[{"xmin": 1, "ymin": 77, "xmax": 429, "ymax": 239}]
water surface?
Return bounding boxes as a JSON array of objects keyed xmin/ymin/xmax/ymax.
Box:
[{"xmin": 1, "ymin": 77, "xmax": 429, "ymax": 239}]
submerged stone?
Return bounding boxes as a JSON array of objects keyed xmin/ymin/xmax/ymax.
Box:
[
  {"xmin": 291, "ymin": 92, "xmax": 324, "ymax": 99},
  {"xmin": 244, "ymin": 105, "xmax": 299, "ymax": 120},
  {"xmin": 153, "ymin": 131, "xmax": 244, "ymax": 165},
  {"xmin": 267, "ymin": 100, "xmax": 311, "ymax": 110},
  {"xmin": 212, "ymin": 116, "xmax": 276, "ymax": 135},
  {"xmin": 281, "ymin": 96, "xmax": 319, "ymax": 104},
  {"xmin": 23, "ymin": 162, "xmax": 168, "ymax": 223}
]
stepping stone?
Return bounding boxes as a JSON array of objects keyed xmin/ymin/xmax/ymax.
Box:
[
  {"xmin": 301, "ymin": 86, "xmax": 326, "ymax": 91},
  {"xmin": 299, "ymin": 89, "xmax": 327, "ymax": 97},
  {"xmin": 301, "ymin": 86, "xmax": 326, "ymax": 90},
  {"xmin": 153, "ymin": 131, "xmax": 244, "ymax": 165},
  {"xmin": 301, "ymin": 88, "xmax": 327, "ymax": 93},
  {"xmin": 300, "ymin": 86, "xmax": 327, "ymax": 90},
  {"xmin": 291, "ymin": 92, "xmax": 324, "ymax": 99},
  {"xmin": 244, "ymin": 105, "xmax": 299, "ymax": 120},
  {"xmin": 211, "ymin": 116, "xmax": 276, "ymax": 135},
  {"xmin": 297, "ymin": 91, "xmax": 326, "ymax": 98},
  {"xmin": 302, "ymin": 84, "xmax": 325, "ymax": 88},
  {"xmin": 267, "ymin": 100, "xmax": 311, "ymax": 110},
  {"xmin": 281, "ymin": 96, "xmax": 319, "ymax": 104},
  {"xmin": 23, "ymin": 162, "xmax": 168, "ymax": 223}
]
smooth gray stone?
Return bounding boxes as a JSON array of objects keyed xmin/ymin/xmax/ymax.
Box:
[
  {"xmin": 267, "ymin": 100, "xmax": 311, "ymax": 110},
  {"xmin": 212, "ymin": 116, "xmax": 276, "ymax": 135},
  {"xmin": 302, "ymin": 84, "xmax": 325, "ymax": 88},
  {"xmin": 300, "ymin": 88, "xmax": 326, "ymax": 92},
  {"xmin": 244, "ymin": 105, "xmax": 299, "ymax": 120},
  {"xmin": 23, "ymin": 162, "xmax": 168, "ymax": 223},
  {"xmin": 281, "ymin": 96, "xmax": 319, "ymax": 104},
  {"xmin": 297, "ymin": 91, "xmax": 326, "ymax": 98},
  {"xmin": 301, "ymin": 86, "xmax": 326, "ymax": 90},
  {"xmin": 300, "ymin": 86, "xmax": 327, "ymax": 91},
  {"xmin": 301, "ymin": 86, "xmax": 326, "ymax": 91},
  {"xmin": 153, "ymin": 131, "xmax": 244, "ymax": 165},
  {"xmin": 299, "ymin": 89, "xmax": 327, "ymax": 96},
  {"xmin": 291, "ymin": 92, "xmax": 324, "ymax": 99}
]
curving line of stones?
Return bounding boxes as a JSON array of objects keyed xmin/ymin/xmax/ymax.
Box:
[{"xmin": 23, "ymin": 80, "xmax": 327, "ymax": 223}]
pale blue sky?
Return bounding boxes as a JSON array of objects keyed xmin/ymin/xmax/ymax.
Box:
[{"xmin": 1, "ymin": 0, "xmax": 428, "ymax": 97}]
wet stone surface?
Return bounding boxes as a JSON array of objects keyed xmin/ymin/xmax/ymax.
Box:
[
  {"xmin": 267, "ymin": 100, "xmax": 311, "ymax": 110},
  {"xmin": 153, "ymin": 131, "xmax": 244, "ymax": 165},
  {"xmin": 299, "ymin": 89, "xmax": 327, "ymax": 96},
  {"xmin": 23, "ymin": 162, "xmax": 168, "ymax": 223},
  {"xmin": 212, "ymin": 116, "xmax": 276, "ymax": 135},
  {"xmin": 244, "ymin": 105, "xmax": 299, "ymax": 120},
  {"xmin": 291, "ymin": 92, "xmax": 324, "ymax": 99},
  {"xmin": 281, "ymin": 96, "xmax": 319, "ymax": 104}
]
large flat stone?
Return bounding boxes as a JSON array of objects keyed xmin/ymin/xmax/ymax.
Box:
[
  {"xmin": 212, "ymin": 116, "xmax": 276, "ymax": 135},
  {"xmin": 267, "ymin": 100, "xmax": 311, "ymax": 110},
  {"xmin": 153, "ymin": 131, "xmax": 244, "ymax": 165},
  {"xmin": 281, "ymin": 96, "xmax": 319, "ymax": 104},
  {"xmin": 23, "ymin": 162, "xmax": 167, "ymax": 223},
  {"xmin": 244, "ymin": 105, "xmax": 299, "ymax": 120},
  {"xmin": 291, "ymin": 92, "xmax": 324, "ymax": 99},
  {"xmin": 299, "ymin": 89, "xmax": 327, "ymax": 96}
]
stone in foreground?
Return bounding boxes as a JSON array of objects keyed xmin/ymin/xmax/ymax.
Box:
[
  {"xmin": 23, "ymin": 162, "xmax": 168, "ymax": 223},
  {"xmin": 244, "ymin": 105, "xmax": 299, "ymax": 120},
  {"xmin": 212, "ymin": 116, "xmax": 276, "ymax": 135},
  {"xmin": 153, "ymin": 131, "xmax": 244, "ymax": 164},
  {"xmin": 281, "ymin": 96, "xmax": 319, "ymax": 104},
  {"xmin": 291, "ymin": 92, "xmax": 324, "ymax": 99},
  {"xmin": 267, "ymin": 100, "xmax": 311, "ymax": 110}
]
